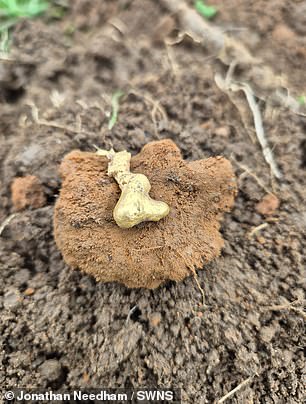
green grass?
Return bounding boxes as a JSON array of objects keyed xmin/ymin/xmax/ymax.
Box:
[
  {"xmin": 194, "ymin": 0, "xmax": 217, "ymax": 20},
  {"xmin": 0, "ymin": 26, "xmax": 9, "ymax": 52},
  {"xmin": 297, "ymin": 95, "xmax": 306, "ymax": 106},
  {"xmin": 0, "ymin": 0, "xmax": 49, "ymax": 53},
  {"xmin": 108, "ymin": 91, "xmax": 124, "ymax": 130},
  {"xmin": 0, "ymin": 0, "xmax": 49, "ymax": 19}
]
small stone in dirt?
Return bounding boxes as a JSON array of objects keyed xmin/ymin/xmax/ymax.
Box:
[
  {"xmin": 4, "ymin": 289, "xmax": 22, "ymax": 310},
  {"xmin": 260, "ymin": 325, "xmax": 277, "ymax": 343},
  {"xmin": 39, "ymin": 359, "xmax": 62, "ymax": 382},
  {"xmin": 256, "ymin": 235, "xmax": 266, "ymax": 245},
  {"xmin": 11, "ymin": 175, "xmax": 46, "ymax": 211},
  {"xmin": 82, "ymin": 372, "xmax": 90, "ymax": 383},
  {"xmin": 214, "ymin": 126, "xmax": 230, "ymax": 137},
  {"xmin": 256, "ymin": 194, "xmax": 280, "ymax": 216},
  {"xmin": 175, "ymin": 352, "xmax": 184, "ymax": 366},
  {"xmin": 272, "ymin": 24, "xmax": 295, "ymax": 42},
  {"xmin": 24, "ymin": 287, "xmax": 35, "ymax": 296},
  {"xmin": 149, "ymin": 312, "xmax": 162, "ymax": 327},
  {"xmin": 14, "ymin": 268, "xmax": 30, "ymax": 285}
]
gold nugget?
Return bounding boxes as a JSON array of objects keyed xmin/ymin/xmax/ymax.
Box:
[{"xmin": 96, "ymin": 148, "xmax": 170, "ymax": 228}]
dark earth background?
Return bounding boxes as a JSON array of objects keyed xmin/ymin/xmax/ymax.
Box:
[{"xmin": 0, "ymin": 0, "xmax": 305, "ymax": 402}]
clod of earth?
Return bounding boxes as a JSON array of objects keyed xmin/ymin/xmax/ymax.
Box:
[
  {"xmin": 53, "ymin": 139, "xmax": 237, "ymax": 288},
  {"xmin": 256, "ymin": 193, "xmax": 280, "ymax": 216},
  {"xmin": 11, "ymin": 175, "xmax": 46, "ymax": 211}
]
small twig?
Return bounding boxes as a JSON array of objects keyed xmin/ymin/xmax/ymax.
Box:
[
  {"xmin": 129, "ymin": 89, "xmax": 168, "ymax": 122},
  {"xmin": 161, "ymin": 0, "xmax": 224, "ymax": 51},
  {"xmin": 165, "ymin": 31, "xmax": 202, "ymax": 46},
  {"xmin": 218, "ymin": 376, "xmax": 254, "ymax": 403},
  {"xmin": 26, "ymin": 101, "xmax": 95, "ymax": 137},
  {"xmin": 129, "ymin": 89, "xmax": 168, "ymax": 137},
  {"xmin": 165, "ymin": 41, "xmax": 180, "ymax": 77},
  {"xmin": 248, "ymin": 222, "xmax": 268, "ymax": 239},
  {"xmin": 126, "ymin": 305, "xmax": 138, "ymax": 324},
  {"xmin": 0, "ymin": 213, "xmax": 17, "ymax": 236},
  {"xmin": 109, "ymin": 18, "xmax": 128, "ymax": 36},
  {"xmin": 266, "ymin": 299, "xmax": 306, "ymax": 320},
  {"xmin": 239, "ymin": 82, "xmax": 282, "ymax": 179},
  {"xmin": 193, "ymin": 271, "xmax": 205, "ymax": 307},
  {"xmin": 176, "ymin": 249, "xmax": 206, "ymax": 306},
  {"xmin": 35, "ymin": 118, "xmax": 94, "ymax": 137},
  {"xmin": 0, "ymin": 54, "xmax": 16, "ymax": 63},
  {"xmin": 216, "ymin": 73, "xmax": 282, "ymax": 179},
  {"xmin": 232, "ymin": 158, "xmax": 273, "ymax": 195}
]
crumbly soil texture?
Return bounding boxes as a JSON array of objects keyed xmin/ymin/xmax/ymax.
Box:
[
  {"xmin": 54, "ymin": 140, "xmax": 236, "ymax": 289},
  {"xmin": 0, "ymin": 1, "xmax": 305, "ymax": 403}
]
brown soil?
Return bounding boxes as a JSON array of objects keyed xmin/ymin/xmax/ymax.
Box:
[
  {"xmin": 0, "ymin": 0, "xmax": 305, "ymax": 402},
  {"xmin": 255, "ymin": 194, "xmax": 280, "ymax": 217},
  {"xmin": 54, "ymin": 139, "xmax": 236, "ymax": 288},
  {"xmin": 11, "ymin": 175, "xmax": 46, "ymax": 211}
]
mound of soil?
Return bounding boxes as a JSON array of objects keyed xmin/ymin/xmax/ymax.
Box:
[
  {"xmin": 54, "ymin": 139, "xmax": 236, "ymax": 288},
  {"xmin": 0, "ymin": 0, "xmax": 305, "ymax": 402}
]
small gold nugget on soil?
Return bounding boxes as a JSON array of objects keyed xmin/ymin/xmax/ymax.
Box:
[
  {"xmin": 95, "ymin": 148, "xmax": 170, "ymax": 228},
  {"xmin": 54, "ymin": 139, "xmax": 237, "ymax": 288}
]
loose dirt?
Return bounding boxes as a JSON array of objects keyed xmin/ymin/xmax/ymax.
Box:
[{"xmin": 0, "ymin": 1, "xmax": 305, "ymax": 402}]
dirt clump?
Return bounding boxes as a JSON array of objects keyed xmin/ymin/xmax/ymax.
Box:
[
  {"xmin": 11, "ymin": 175, "xmax": 46, "ymax": 211},
  {"xmin": 54, "ymin": 139, "xmax": 237, "ymax": 288},
  {"xmin": 256, "ymin": 193, "xmax": 280, "ymax": 216}
]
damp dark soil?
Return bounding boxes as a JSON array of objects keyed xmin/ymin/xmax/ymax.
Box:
[{"xmin": 0, "ymin": 1, "xmax": 305, "ymax": 403}]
